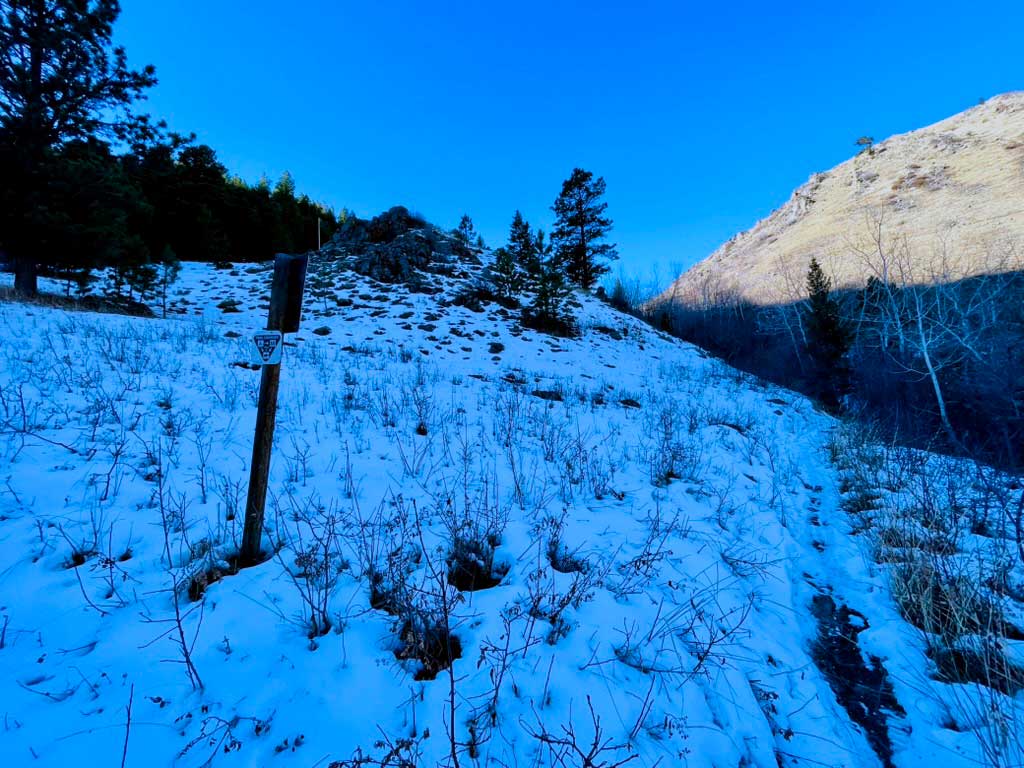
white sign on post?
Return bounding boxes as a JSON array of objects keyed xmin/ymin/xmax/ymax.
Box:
[{"xmin": 252, "ymin": 331, "xmax": 283, "ymax": 365}]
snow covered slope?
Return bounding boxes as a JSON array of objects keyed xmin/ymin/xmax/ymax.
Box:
[{"xmin": 0, "ymin": 253, "xmax": 1021, "ymax": 768}]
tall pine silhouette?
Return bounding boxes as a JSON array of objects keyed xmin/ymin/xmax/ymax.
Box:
[
  {"xmin": 0, "ymin": 0, "xmax": 158, "ymax": 295},
  {"xmin": 550, "ymin": 168, "xmax": 617, "ymax": 290},
  {"xmin": 507, "ymin": 210, "xmax": 540, "ymax": 281},
  {"xmin": 804, "ymin": 257, "xmax": 851, "ymax": 407}
]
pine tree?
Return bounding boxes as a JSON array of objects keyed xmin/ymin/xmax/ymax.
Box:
[
  {"xmin": 523, "ymin": 231, "xmax": 574, "ymax": 336},
  {"xmin": 550, "ymin": 168, "xmax": 618, "ymax": 290},
  {"xmin": 453, "ymin": 214, "xmax": 477, "ymax": 246},
  {"xmin": 804, "ymin": 258, "xmax": 851, "ymax": 406},
  {"xmin": 172, "ymin": 143, "xmax": 231, "ymax": 261},
  {"xmin": 507, "ymin": 210, "xmax": 540, "ymax": 281},
  {"xmin": 608, "ymin": 278, "xmax": 632, "ymax": 312},
  {"xmin": 488, "ymin": 247, "xmax": 520, "ymax": 300},
  {"xmin": 0, "ymin": 0, "xmax": 157, "ymax": 295},
  {"xmin": 119, "ymin": 248, "xmax": 158, "ymax": 301},
  {"xmin": 34, "ymin": 137, "xmax": 145, "ymax": 293},
  {"xmin": 273, "ymin": 171, "xmax": 296, "ymax": 198}
]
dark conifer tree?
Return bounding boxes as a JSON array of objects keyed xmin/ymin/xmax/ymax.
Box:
[
  {"xmin": 0, "ymin": 0, "xmax": 158, "ymax": 295},
  {"xmin": 171, "ymin": 144, "xmax": 231, "ymax": 261},
  {"xmin": 608, "ymin": 278, "xmax": 633, "ymax": 312},
  {"xmin": 507, "ymin": 210, "xmax": 540, "ymax": 281},
  {"xmin": 488, "ymin": 247, "xmax": 520, "ymax": 300},
  {"xmin": 804, "ymin": 257, "xmax": 851, "ymax": 406},
  {"xmin": 524, "ymin": 230, "xmax": 574, "ymax": 336},
  {"xmin": 36, "ymin": 137, "xmax": 145, "ymax": 294},
  {"xmin": 550, "ymin": 168, "xmax": 617, "ymax": 290},
  {"xmin": 453, "ymin": 214, "xmax": 478, "ymax": 247}
]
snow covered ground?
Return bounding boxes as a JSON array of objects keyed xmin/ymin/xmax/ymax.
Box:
[{"xmin": 0, "ymin": 257, "xmax": 1021, "ymax": 768}]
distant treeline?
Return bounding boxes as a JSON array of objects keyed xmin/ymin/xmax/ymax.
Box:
[
  {"xmin": 0, "ymin": 134, "xmax": 338, "ymax": 296},
  {"xmin": 618, "ymin": 250, "xmax": 1024, "ymax": 471}
]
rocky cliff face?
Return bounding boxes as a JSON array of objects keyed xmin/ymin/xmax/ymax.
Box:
[{"xmin": 664, "ymin": 92, "xmax": 1024, "ymax": 305}]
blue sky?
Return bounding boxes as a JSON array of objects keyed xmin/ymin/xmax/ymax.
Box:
[{"xmin": 118, "ymin": 1, "xmax": 1023, "ymax": 283}]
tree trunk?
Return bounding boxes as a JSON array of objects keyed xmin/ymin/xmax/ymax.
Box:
[
  {"xmin": 915, "ymin": 309, "xmax": 956, "ymax": 443},
  {"xmin": 13, "ymin": 0, "xmax": 47, "ymax": 298},
  {"xmin": 13, "ymin": 256, "xmax": 38, "ymax": 296},
  {"xmin": 780, "ymin": 305, "xmax": 806, "ymax": 373}
]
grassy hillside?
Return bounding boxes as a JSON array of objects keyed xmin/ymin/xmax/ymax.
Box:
[{"xmin": 665, "ymin": 92, "xmax": 1024, "ymax": 305}]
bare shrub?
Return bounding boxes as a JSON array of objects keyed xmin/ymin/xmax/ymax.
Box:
[
  {"xmin": 522, "ymin": 695, "xmax": 638, "ymax": 768},
  {"xmin": 437, "ymin": 481, "xmax": 509, "ymax": 593},
  {"xmin": 643, "ymin": 401, "xmax": 703, "ymax": 486},
  {"xmin": 272, "ymin": 492, "xmax": 348, "ymax": 640}
]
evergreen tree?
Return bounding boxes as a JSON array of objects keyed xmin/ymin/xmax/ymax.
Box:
[
  {"xmin": 507, "ymin": 210, "xmax": 540, "ymax": 281},
  {"xmin": 170, "ymin": 143, "xmax": 230, "ymax": 261},
  {"xmin": 855, "ymin": 136, "xmax": 875, "ymax": 155},
  {"xmin": 550, "ymin": 168, "xmax": 618, "ymax": 290},
  {"xmin": 117, "ymin": 246, "xmax": 157, "ymax": 301},
  {"xmin": 273, "ymin": 170, "xmax": 296, "ymax": 198},
  {"xmin": 0, "ymin": 0, "xmax": 157, "ymax": 295},
  {"xmin": 453, "ymin": 214, "xmax": 477, "ymax": 246},
  {"xmin": 271, "ymin": 170, "xmax": 300, "ymax": 254},
  {"xmin": 523, "ymin": 231, "xmax": 574, "ymax": 336},
  {"xmin": 804, "ymin": 258, "xmax": 851, "ymax": 406},
  {"xmin": 488, "ymin": 247, "xmax": 521, "ymax": 300},
  {"xmin": 121, "ymin": 132, "xmax": 186, "ymax": 261},
  {"xmin": 31, "ymin": 137, "xmax": 146, "ymax": 292},
  {"xmin": 608, "ymin": 278, "xmax": 632, "ymax": 312}
]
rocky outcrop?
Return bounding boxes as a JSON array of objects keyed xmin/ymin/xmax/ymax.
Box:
[{"xmin": 319, "ymin": 206, "xmax": 481, "ymax": 290}]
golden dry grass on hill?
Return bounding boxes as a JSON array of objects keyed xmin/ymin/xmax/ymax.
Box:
[{"xmin": 665, "ymin": 92, "xmax": 1024, "ymax": 305}]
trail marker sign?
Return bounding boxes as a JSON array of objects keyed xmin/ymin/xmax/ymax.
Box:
[
  {"xmin": 252, "ymin": 331, "xmax": 283, "ymax": 365},
  {"xmin": 241, "ymin": 253, "xmax": 309, "ymax": 565}
]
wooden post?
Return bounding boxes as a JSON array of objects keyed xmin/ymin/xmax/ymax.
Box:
[{"xmin": 240, "ymin": 253, "xmax": 308, "ymax": 565}]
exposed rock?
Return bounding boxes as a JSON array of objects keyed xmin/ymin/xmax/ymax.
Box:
[
  {"xmin": 532, "ymin": 389, "xmax": 563, "ymax": 402},
  {"xmin": 319, "ymin": 206, "xmax": 482, "ymax": 289}
]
